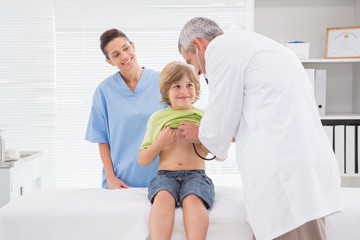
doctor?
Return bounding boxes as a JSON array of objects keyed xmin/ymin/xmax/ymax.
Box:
[{"xmin": 177, "ymin": 17, "xmax": 342, "ymax": 240}]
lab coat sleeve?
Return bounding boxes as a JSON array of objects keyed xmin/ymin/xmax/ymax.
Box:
[{"xmin": 199, "ymin": 44, "xmax": 244, "ymax": 160}]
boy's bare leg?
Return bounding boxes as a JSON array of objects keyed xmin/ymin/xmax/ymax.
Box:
[
  {"xmin": 182, "ymin": 195, "xmax": 209, "ymax": 240},
  {"xmin": 149, "ymin": 190, "xmax": 176, "ymax": 240}
]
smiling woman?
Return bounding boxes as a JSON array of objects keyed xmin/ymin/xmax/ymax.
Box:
[
  {"xmin": 0, "ymin": 0, "xmax": 253, "ymax": 188},
  {"xmin": 84, "ymin": 28, "xmax": 166, "ymax": 189}
]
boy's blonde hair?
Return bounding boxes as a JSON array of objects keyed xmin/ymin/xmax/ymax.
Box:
[{"xmin": 159, "ymin": 61, "xmax": 201, "ymax": 106}]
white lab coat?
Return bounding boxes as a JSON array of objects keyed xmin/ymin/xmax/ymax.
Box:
[{"xmin": 199, "ymin": 30, "xmax": 342, "ymax": 240}]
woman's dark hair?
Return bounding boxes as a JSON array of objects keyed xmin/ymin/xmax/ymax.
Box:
[{"xmin": 100, "ymin": 29, "xmax": 131, "ymax": 59}]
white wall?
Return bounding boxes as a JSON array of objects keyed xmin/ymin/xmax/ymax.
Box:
[
  {"xmin": 254, "ymin": 0, "xmax": 355, "ymax": 59},
  {"xmin": 254, "ymin": 0, "xmax": 359, "ymax": 114}
]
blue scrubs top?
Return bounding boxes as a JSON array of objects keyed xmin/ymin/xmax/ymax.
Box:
[{"xmin": 85, "ymin": 68, "xmax": 165, "ymax": 188}]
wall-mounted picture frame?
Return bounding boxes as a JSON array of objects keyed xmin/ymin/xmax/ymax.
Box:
[{"xmin": 325, "ymin": 26, "xmax": 360, "ymax": 59}]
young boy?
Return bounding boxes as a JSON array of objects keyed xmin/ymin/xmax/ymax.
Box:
[{"xmin": 138, "ymin": 61, "xmax": 215, "ymax": 240}]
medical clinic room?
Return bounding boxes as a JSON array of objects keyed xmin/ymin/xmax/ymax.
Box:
[{"xmin": 0, "ymin": 0, "xmax": 360, "ymax": 239}]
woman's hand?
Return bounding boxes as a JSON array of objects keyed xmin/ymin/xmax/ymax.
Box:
[{"xmin": 107, "ymin": 175, "xmax": 129, "ymax": 189}]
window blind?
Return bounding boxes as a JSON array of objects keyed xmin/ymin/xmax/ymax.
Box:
[
  {"xmin": 0, "ymin": 0, "xmax": 254, "ymax": 188},
  {"xmin": 0, "ymin": 1, "xmax": 57, "ymax": 188}
]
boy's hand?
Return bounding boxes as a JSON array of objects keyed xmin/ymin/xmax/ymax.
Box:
[{"xmin": 156, "ymin": 127, "xmax": 176, "ymax": 148}]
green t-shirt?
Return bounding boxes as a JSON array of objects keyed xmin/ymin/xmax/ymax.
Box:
[{"xmin": 140, "ymin": 107, "xmax": 204, "ymax": 149}]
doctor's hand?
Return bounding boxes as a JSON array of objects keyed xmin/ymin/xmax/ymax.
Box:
[{"xmin": 178, "ymin": 122, "xmax": 201, "ymax": 144}]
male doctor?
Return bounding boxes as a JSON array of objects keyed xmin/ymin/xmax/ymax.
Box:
[{"xmin": 178, "ymin": 17, "xmax": 342, "ymax": 240}]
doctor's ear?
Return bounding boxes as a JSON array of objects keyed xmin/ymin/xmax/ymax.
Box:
[
  {"xmin": 192, "ymin": 38, "xmax": 209, "ymax": 53},
  {"xmin": 192, "ymin": 39, "xmax": 201, "ymax": 52}
]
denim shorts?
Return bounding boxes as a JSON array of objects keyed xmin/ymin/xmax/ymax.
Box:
[{"xmin": 148, "ymin": 170, "xmax": 215, "ymax": 209}]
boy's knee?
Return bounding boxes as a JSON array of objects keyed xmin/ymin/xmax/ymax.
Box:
[
  {"xmin": 154, "ymin": 190, "xmax": 176, "ymax": 204},
  {"xmin": 182, "ymin": 194, "xmax": 203, "ymax": 206}
]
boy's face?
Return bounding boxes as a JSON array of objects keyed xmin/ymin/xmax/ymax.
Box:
[{"xmin": 168, "ymin": 75, "xmax": 196, "ymax": 110}]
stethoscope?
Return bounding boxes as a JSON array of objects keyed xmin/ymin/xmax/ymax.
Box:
[
  {"xmin": 192, "ymin": 48, "xmax": 216, "ymax": 161},
  {"xmin": 196, "ymin": 48, "xmax": 209, "ymax": 84},
  {"xmin": 192, "ymin": 143, "xmax": 216, "ymax": 161}
]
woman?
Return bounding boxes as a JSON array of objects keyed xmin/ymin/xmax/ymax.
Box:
[{"xmin": 85, "ymin": 29, "xmax": 165, "ymax": 189}]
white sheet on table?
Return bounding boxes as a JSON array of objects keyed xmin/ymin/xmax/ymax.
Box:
[
  {"xmin": 0, "ymin": 186, "xmax": 253, "ymax": 240},
  {"xmin": 0, "ymin": 188, "xmax": 151, "ymax": 240},
  {"xmin": 1, "ymin": 187, "xmax": 360, "ymax": 240}
]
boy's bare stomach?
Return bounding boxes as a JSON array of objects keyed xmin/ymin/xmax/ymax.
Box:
[{"xmin": 158, "ymin": 129, "xmax": 206, "ymax": 171}]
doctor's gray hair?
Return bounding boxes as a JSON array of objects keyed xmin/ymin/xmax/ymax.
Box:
[{"xmin": 178, "ymin": 17, "xmax": 224, "ymax": 53}]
